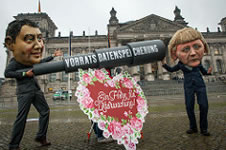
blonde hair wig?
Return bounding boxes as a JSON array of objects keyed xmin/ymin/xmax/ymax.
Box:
[{"xmin": 168, "ymin": 27, "xmax": 209, "ymax": 61}]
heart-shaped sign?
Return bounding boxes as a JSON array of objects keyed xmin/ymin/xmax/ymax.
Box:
[{"xmin": 75, "ymin": 68, "xmax": 148, "ymax": 150}]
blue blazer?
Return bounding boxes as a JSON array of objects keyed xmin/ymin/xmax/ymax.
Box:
[{"xmin": 163, "ymin": 61, "xmax": 211, "ymax": 89}]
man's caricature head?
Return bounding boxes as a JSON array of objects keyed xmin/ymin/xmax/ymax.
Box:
[
  {"xmin": 168, "ymin": 27, "xmax": 209, "ymax": 67},
  {"xmin": 4, "ymin": 19, "xmax": 44, "ymax": 66}
]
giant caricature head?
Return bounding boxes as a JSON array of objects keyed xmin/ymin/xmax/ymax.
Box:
[
  {"xmin": 168, "ymin": 27, "xmax": 209, "ymax": 67},
  {"xmin": 4, "ymin": 19, "xmax": 44, "ymax": 66}
]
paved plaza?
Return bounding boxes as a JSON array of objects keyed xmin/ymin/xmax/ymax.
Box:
[{"xmin": 0, "ymin": 93, "xmax": 225, "ymax": 150}]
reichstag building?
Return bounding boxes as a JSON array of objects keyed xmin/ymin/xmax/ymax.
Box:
[{"xmin": 1, "ymin": 6, "xmax": 226, "ymax": 96}]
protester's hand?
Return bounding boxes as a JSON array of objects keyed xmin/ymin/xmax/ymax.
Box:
[
  {"xmin": 53, "ymin": 49, "xmax": 63, "ymax": 57},
  {"xmin": 207, "ymin": 67, "xmax": 212, "ymax": 74},
  {"xmin": 26, "ymin": 69, "xmax": 34, "ymax": 77}
]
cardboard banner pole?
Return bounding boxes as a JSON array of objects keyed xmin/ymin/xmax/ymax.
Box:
[{"xmin": 17, "ymin": 40, "xmax": 166, "ymax": 75}]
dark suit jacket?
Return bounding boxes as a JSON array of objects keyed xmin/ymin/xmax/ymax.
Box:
[
  {"xmin": 162, "ymin": 61, "xmax": 211, "ymax": 89},
  {"xmin": 4, "ymin": 56, "xmax": 54, "ymax": 94}
]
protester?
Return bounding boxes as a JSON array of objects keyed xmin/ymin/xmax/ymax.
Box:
[
  {"xmin": 91, "ymin": 68, "xmax": 114, "ymax": 143},
  {"xmin": 162, "ymin": 27, "xmax": 212, "ymax": 136},
  {"xmin": 91, "ymin": 121, "xmax": 113, "ymax": 143},
  {"xmin": 4, "ymin": 19, "xmax": 62, "ymax": 150},
  {"xmin": 114, "ymin": 67, "xmax": 122, "ymax": 76}
]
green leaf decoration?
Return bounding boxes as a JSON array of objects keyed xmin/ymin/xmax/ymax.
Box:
[
  {"xmin": 92, "ymin": 76, "xmax": 97, "ymax": 81},
  {"xmin": 105, "ymin": 123, "xmax": 109, "ymax": 129},
  {"xmin": 136, "ymin": 113, "xmax": 141, "ymax": 118},
  {"xmin": 121, "ymin": 119, "xmax": 128, "ymax": 126},
  {"xmin": 101, "ymin": 115, "xmax": 106, "ymax": 121},
  {"xmin": 107, "ymin": 116, "xmax": 111, "ymax": 122},
  {"xmin": 89, "ymin": 112, "xmax": 93, "ymax": 118}
]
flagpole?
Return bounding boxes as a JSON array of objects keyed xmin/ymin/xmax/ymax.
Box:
[
  {"xmin": 107, "ymin": 31, "xmax": 112, "ymax": 75},
  {"xmin": 68, "ymin": 31, "xmax": 72, "ymax": 102},
  {"xmin": 88, "ymin": 27, "xmax": 91, "ymax": 53}
]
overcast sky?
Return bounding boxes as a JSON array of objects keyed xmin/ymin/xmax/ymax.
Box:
[{"xmin": 0, "ymin": 0, "xmax": 225, "ymax": 78}]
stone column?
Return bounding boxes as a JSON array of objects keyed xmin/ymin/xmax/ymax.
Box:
[
  {"xmin": 210, "ymin": 45, "xmax": 217, "ymax": 74},
  {"xmin": 162, "ymin": 66, "xmax": 170, "ymax": 80},
  {"xmin": 56, "ymin": 56, "xmax": 62, "ymax": 81},
  {"xmin": 144, "ymin": 63, "xmax": 154, "ymax": 81},
  {"xmin": 130, "ymin": 66, "xmax": 140, "ymax": 82},
  {"xmin": 158, "ymin": 61, "xmax": 170, "ymax": 80},
  {"xmin": 41, "ymin": 45, "xmax": 48, "ymax": 93},
  {"xmin": 157, "ymin": 61, "xmax": 163, "ymax": 80},
  {"xmin": 222, "ymin": 45, "xmax": 226, "ymax": 73}
]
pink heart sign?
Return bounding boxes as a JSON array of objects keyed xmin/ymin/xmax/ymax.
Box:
[{"xmin": 75, "ymin": 69, "xmax": 148, "ymax": 150}]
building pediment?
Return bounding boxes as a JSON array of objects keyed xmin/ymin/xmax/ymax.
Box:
[{"xmin": 117, "ymin": 14, "xmax": 186, "ymax": 33}]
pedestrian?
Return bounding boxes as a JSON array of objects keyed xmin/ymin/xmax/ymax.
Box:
[
  {"xmin": 91, "ymin": 121, "xmax": 113, "ymax": 143},
  {"xmin": 114, "ymin": 67, "xmax": 122, "ymax": 76},
  {"xmin": 90, "ymin": 68, "xmax": 113, "ymax": 143},
  {"xmin": 162, "ymin": 27, "xmax": 212, "ymax": 136},
  {"xmin": 4, "ymin": 19, "xmax": 62, "ymax": 150}
]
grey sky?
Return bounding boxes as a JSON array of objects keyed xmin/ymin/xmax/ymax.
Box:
[{"xmin": 0, "ymin": 0, "xmax": 225, "ymax": 77}]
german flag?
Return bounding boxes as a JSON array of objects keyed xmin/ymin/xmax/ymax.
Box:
[
  {"xmin": 38, "ymin": 0, "xmax": 41, "ymax": 13},
  {"xmin": 107, "ymin": 32, "xmax": 111, "ymax": 48}
]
